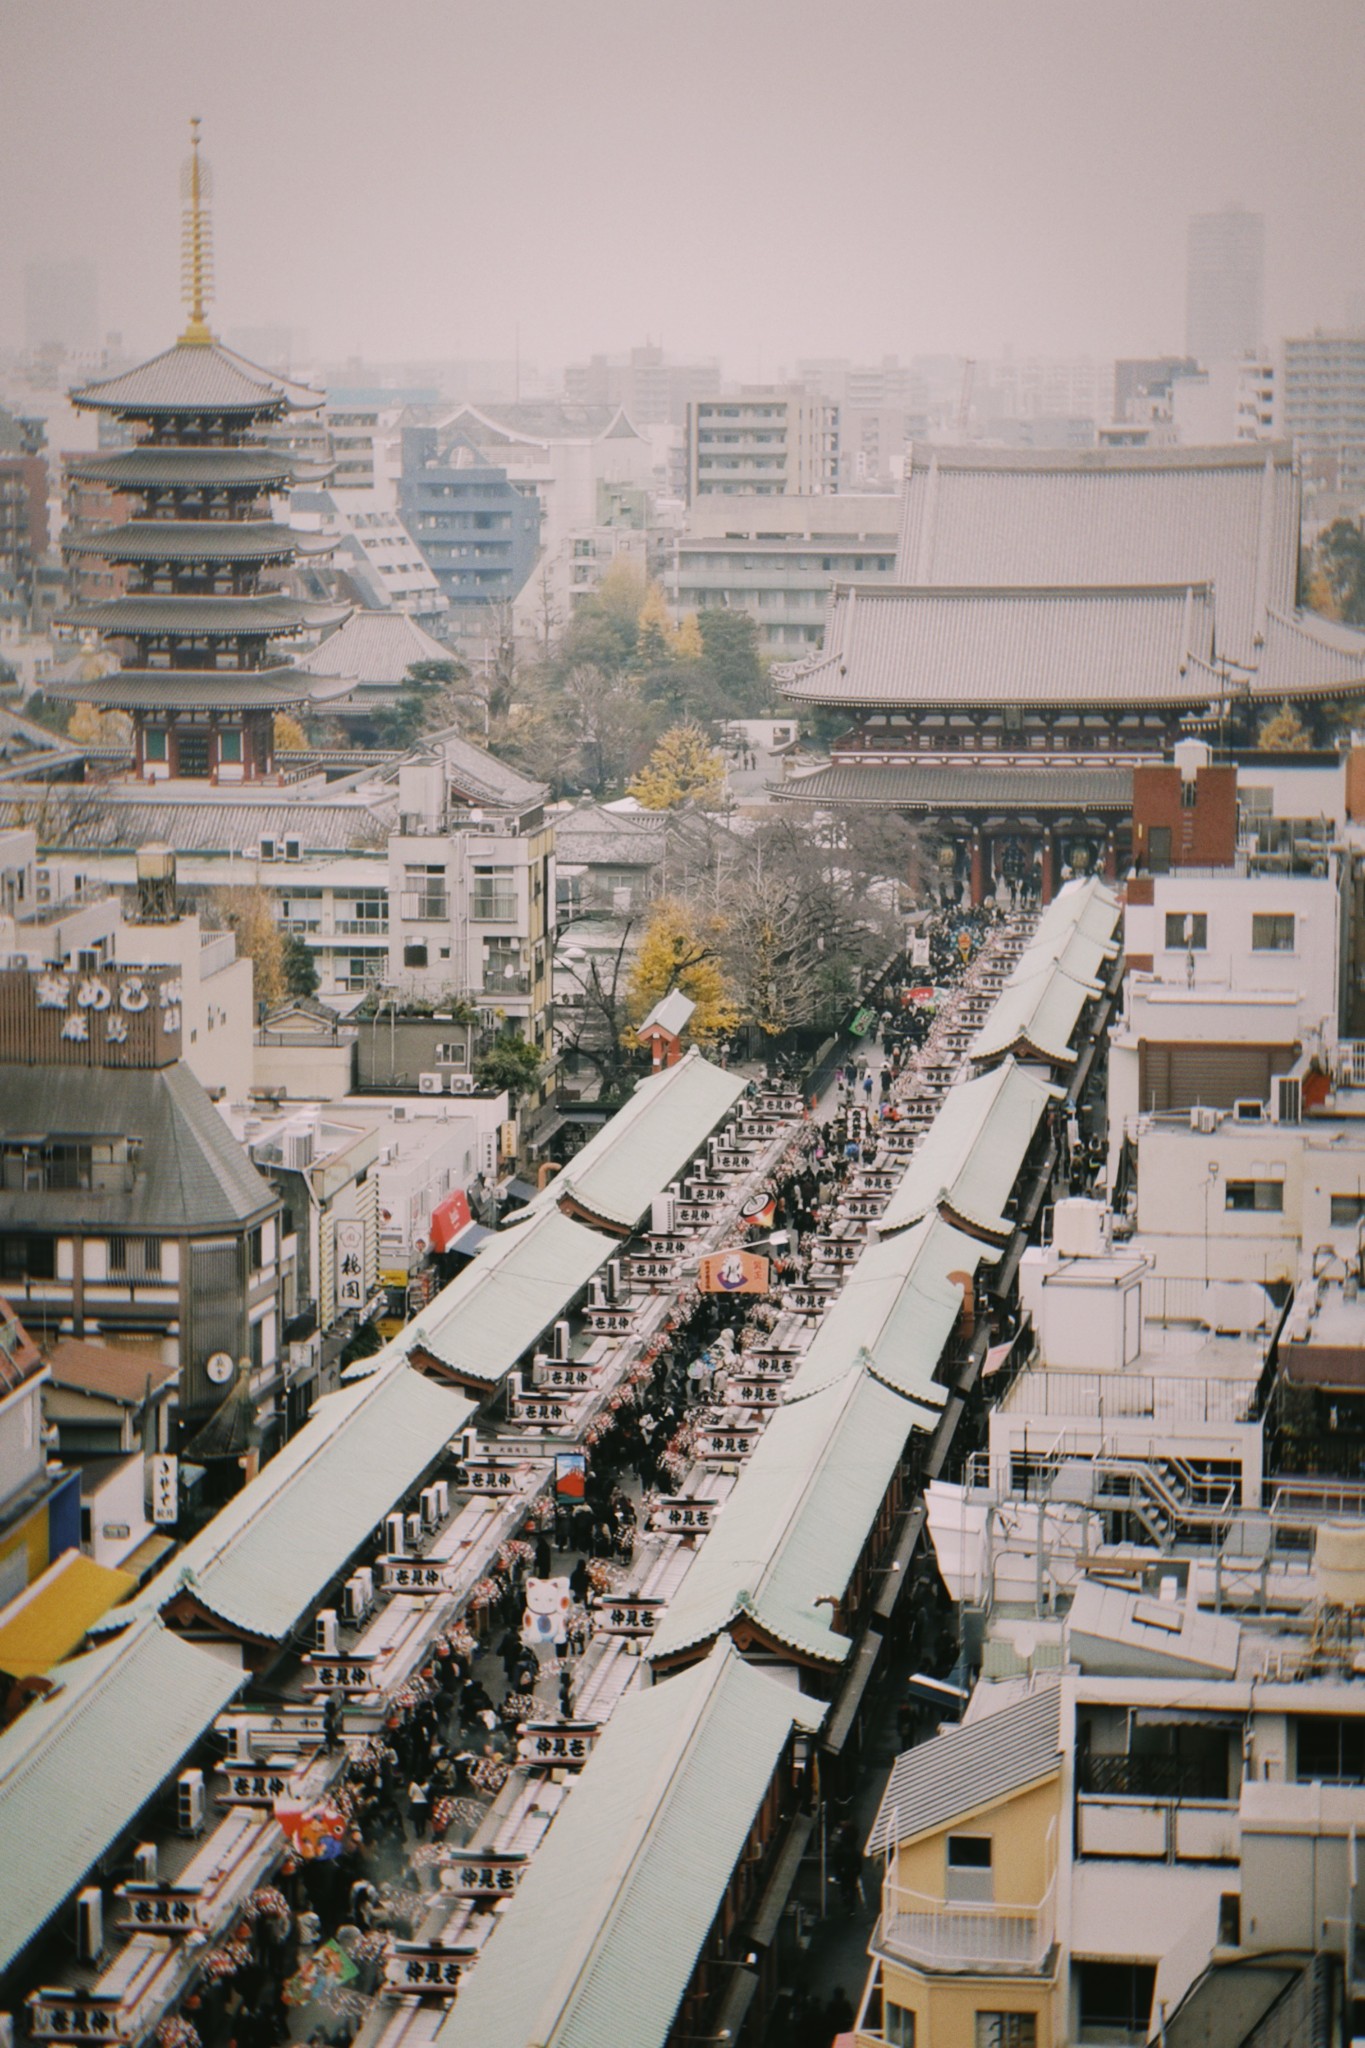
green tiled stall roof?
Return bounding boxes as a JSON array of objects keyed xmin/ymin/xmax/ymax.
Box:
[{"xmin": 876, "ymin": 1060, "xmax": 1061, "ymax": 1241}]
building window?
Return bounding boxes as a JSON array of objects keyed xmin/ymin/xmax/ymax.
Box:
[
  {"xmin": 1330, "ymin": 1194, "xmax": 1365, "ymax": 1226},
  {"xmin": 946, "ymin": 1833, "xmax": 994, "ymax": 1902},
  {"xmin": 1164, "ymin": 912, "xmax": 1207, "ymax": 950},
  {"xmin": 885, "ymin": 2005, "xmax": 916, "ymax": 2047},
  {"xmin": 434, "ymin": 1042, "xmax": 466, "ymax": 1065},
  {"xmin": 109, "ymin": 1235, "xmax": 161, "ymax": 1280},
  {"xmin": 1147, "ymin": 825, "xmax": 1172, "ymax": 873},
  {"xmin": 1224, "ymin": 1179, "xmax": 1283, "ymax": 1212},
  {"xmin": 249, "ymin": 1225, "xmax": 265, "ymax": 1271},
  {"xmin": 1076, "ymin": 1962, "xmax": 1156, "ymax": 2039},
  {"xmin": 403, "ymin": 865, "xmax": 448, "ymax": 921},
  {"xmin": 404, "ymin": 942, "xmax": 428, "ymax": 968},
  {"xmin": 471, "ymin": 864, "xmax": 517, "ymax": 921},
  {"xmin": 0, "ymin": 1234, "xmax": 56, "ymax": 1280},
  {"xmin": 1181, "ymin": 778, "xmax": 1198, "ymax": 809},
  {"xmin": 974, "ymin": 2018, "xmax": 1036, "ymax": 2048},
  {"xmin": 1295, "ymin": 1714, "xmax": 1365, "ymax": 1784},
  {"xmin": 1251, "ymin": 913, "xmax": 1295, "ymax": 952}
]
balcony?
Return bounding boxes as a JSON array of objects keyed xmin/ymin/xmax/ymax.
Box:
[
  {"xmin": 333, "ymin": 918, "xmax": 389, "ymax": 936},
  {"xmin": 875, "ymin": 1878, "xmax": 1054, "ymax": 1975},
  {"xmin": 399, "ymin": 892, "xmax": 449, "ymax": 923}
]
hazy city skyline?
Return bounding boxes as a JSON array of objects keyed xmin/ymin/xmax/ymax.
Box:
[{"xmin": 3, "ymin": 0, "xmax": 1364, "ymax": 379}]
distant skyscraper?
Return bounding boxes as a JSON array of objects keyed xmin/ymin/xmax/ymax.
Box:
[
  {"xmin": 1185, "ymin": 206, "xmax": 1264, "ymax": 365},
  {"xmin": 24, "ymin": 260, "xmax": 98, "ymax": 353}
]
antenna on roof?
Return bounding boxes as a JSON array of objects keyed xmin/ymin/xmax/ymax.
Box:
[{"xmin": 179, "ymin": 116, "xmax": 215, "ymax": 345}]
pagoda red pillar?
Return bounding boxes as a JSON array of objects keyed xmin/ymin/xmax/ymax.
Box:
[
  {"xmin": 1040, "ymin": 835, "xmax": 1055, "ymax": 904},
  {"xmin": 970, "ymin": 833, "xmax": 984, "ymax": 906}
]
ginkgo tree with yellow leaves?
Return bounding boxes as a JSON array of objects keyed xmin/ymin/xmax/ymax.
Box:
[
  {"xmin": 627, "ymin": 722, "xmax": 727, "ymax": 811},
  {"xmin": 625, "ymin": 896, "xmax": 738, "ymax": 1046}
]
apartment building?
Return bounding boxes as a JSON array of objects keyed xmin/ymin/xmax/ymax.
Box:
[
  {"xmin": 685, "ymin": 387, "xmax": 839, "ymax": 502},
  {"xmin": 1281, "ymin": 331, "xmax": 1365, "ymax": 493},
  {"xmin": 672, "ymin": 493, "xmax": 896, "ymax": 653}
]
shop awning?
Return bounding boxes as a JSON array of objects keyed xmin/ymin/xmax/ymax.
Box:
[
  {"xmin": 0, "ymin": 1553, "xmax": 135, "ymax": 1679},
  {"xmin": 448, "ymin": 1223, "xmax": 493, "ymax": 1257}
]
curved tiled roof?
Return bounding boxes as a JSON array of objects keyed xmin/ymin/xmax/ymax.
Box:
[
  {"xmin": 44, "ymin": 668, "xmax": 352, "ymax": 711},
  {"xmin": 65, "ymin": 447, "xmax": 298, "ymax": 491},
  {"xmin": 71, "ymin": 340, "xmax": 324, "ymax": 417},
  {"xmin": 55, "ymin": 594, "xmax": 347, "ymax": 637},
  {"xmin": 1251, "ymin": 607, "xmax": 1365, "ymax": 700},
  {"xmin": 62, "ymin": 520, "xmax": 316, "ymax": 565},
  {"xmin": 773, "ymin": 760, "xmax": 1134, "ymax": 813},
  {"xmin": 775, "ymin": 582, "xmax": 1218, "ymax": 708},
  {"xmin": 895, "ymin": 441, "xmax": 1297, "ymax": 669},
  {"xmin": 297, "ymin": 609, "xmax": 455, "ymax": 686}
]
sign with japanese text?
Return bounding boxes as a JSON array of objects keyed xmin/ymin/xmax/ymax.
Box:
[
  {"xmin": 595, "ymin": 1597, "xmax": 663, "ymax": 1636},
  {"xmin": 624, "ymin": 1256, "xmax": 675, "ymax": 1285},
  {"xmin": 735, "ymin": 1119, "xmax": 777, "ymax": 1142},
  {"xmin": 306, "ymin": 1656, "xmax": 378, "ymax": 1694},
  {"xmin": 700, "ymin": 1429, "xmax": 758, "ymax": 1461},
  {"xmin": 672, "ymin": 1203, "xmax": 717, "ymax": 1228},
  {"xmin": 151, "ymin": 1453, "xmax": 178, "ymax": 1526},
  {"xmin": 454, "ymin": 1459, "xmax": 522, "ymax": 1493},
  {"xmin": 646, "ymin": 1497, "xmax": 719, "ymax": 1536},
  {"xmin": 507, "ymin": 1395, "xmax": 570, "ymax": 1426},
  {"xmin": 583, "ymin": 1308, "xmax": 634, "ymax": 1335},
  {"xmin": 783, "ymin": 1289, "xmax": 829, "ymax": 1314},
  {"xmin": 380, "ymin": 1561, "xmax": 448, "ymax": 1593},
  {"xmin": 112, "ymin": 1885, "xmax": 203, "ymax": 1932},
  {"xmin": 1, "ymin": 963, "xmax": 181, "ymax": 1070},
  {"xmin": 335, "ymin": 1219, "xmax": 366, "ymax": 1310},
  {"xmin": 430, "ymin": 1851, "xmax": 527, "ymax": 1898},
  {"xmin": 216, "ymin": 1764, "xmax": 299, "ymax": 1806},
  {"xmin": 27, "ymin": 1994, "xmax": 127, "ymax": 2041},
  {"xmin": 730, "ymin": 1377, "xmax": 785, "ymax": 1407},
  {"xmin": 534, "ymin": 1361, "xmax": 596, "ymax": 1390},
  {"xmin": 711, "ymin": 1149, "xmax": 753, "ymax": 1172},
  {"xmin": 516, "ymin": 1721, "xmax": 599, "ymax": 1768},
  {"xmin": 382, "ymin": 1946, "xmax": 479, "ymax": 1996}
]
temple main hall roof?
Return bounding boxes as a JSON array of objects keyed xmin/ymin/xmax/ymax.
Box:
[
  {"xmin": 773, "ymin": 760, "xmax": 1134, "ymax": 814},
  {"xmin": 895, "ymin": 441, "xmax": 1298, "ymax": 670},
  {"xmin": 775, "ymin": 582, "xmax": 1219, "ymax": 708},
  {"xmin": 71, "ymin": 341, "xmax": 324, "ymax": 419}
]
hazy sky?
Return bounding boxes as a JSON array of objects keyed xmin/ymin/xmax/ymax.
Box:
[{"xmin": 4, "ymin": 0, "xmax": 1363, "ymax": 376}]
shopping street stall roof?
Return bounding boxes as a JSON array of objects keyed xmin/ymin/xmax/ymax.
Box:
[
  {"xmin": 102, "ymin": 1363, "xmax": 472, "ymax": 1644},
  {"xmin": 648, "ymin": 1363, "xmax": 933, "ymax": 1671},
  {"xmin": 0, "ymin": 1616, "xmax": 245, "ymax": 1973},
  {"xmin": 1028, "ymin": 874, "xmax": 1123, "ymax": 953},
  {"xmin": 435, "ymin": 1640, "xmax": 823, "ymax": 2048},
  {"xmin": 509, "ymin": 1049, "xmax": 747, "ymax": 1234},
  {"xmin": 875, "ymin": 1060, "xmax": 1061, "ymax": 1242},
  {"xmin": 361, "ymin": 1208, "xmax": 614, "ymax": 1392},
  {"xmin": 968, "ymin": 959, "xmax": 1099, "ymax": 1069}
]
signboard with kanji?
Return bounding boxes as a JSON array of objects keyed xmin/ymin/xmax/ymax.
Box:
[
  {"xmin": 380, "ymin": 1561, "xmax": 448, "ymax": 1593},
  {"xmin": 730, "ymin": 1377, "xmax": 785, "ymax": 1407},
  {"xmin": 583, "ymin": 1308, "xmax": 634, "ymax": 1334},
  {"xmin": 112, "ymin": 1885, "xmax": 203, "ymax": 1932},
  {"xmin": 28, "ymin": 1994, "xmax": 126, "ymax": 2041},
  {"xmin": 700, "ymin": 1429, "xmax": 758, "ymax": 1460},
  {"xmin": 421, "ymin": 1849, "xmax": 528, "ymax": 1897},
  {"xmin": 216, "ymin": 1764, "xmax": 298, "ymax": 1806},
  {"xmin": 335, "ymin": 1219, "xmax": 366, "ymax": 1311},
  {"xmin": 595, "ymin": 1596, "xmax": 663, "ymax": 1636},
  {"xmin": 151, "ymin": 1452, "xmax": 178, "ymax": 1526},
  {"xmin": 306, "ymin": 1656, "xmax": 377, "ymax": 1694},
  {"xmin": 516, "ymin": 1720, "xmax": 599, "ymax": 1768},
  {"xmin": 382, "ymin": 1946, "xmax": 479, "ymax": 1995},
  {"xmin": 454, "ymin": 1459, "xmax": 522, "ymax": 1493},
  {"xmin": 646, "ymin": 1497, "xmax": 719, "ymax": 1536}
]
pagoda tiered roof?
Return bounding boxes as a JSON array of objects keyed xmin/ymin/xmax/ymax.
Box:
[
  {"xmin": 70, "ymin": 340, "xmax": 324, "ymax": 419},
  {"xmin": 62, "ymin": 520, "xmax": 337, "ymax": 565},
  {"xmin": 46, "ymin": 668, "xmax": 352, "ymax": 712},
  {"xmin": 65, "ymin": 446, "xmax": 303, "ymax": 491},
  {"xmin": 55, "ymin": 594, "xmax": 349, "ymax": 637}
]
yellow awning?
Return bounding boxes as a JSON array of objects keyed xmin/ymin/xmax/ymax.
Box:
[{"xmin": 0, "ymin": 1551, "xmax": 135, "ymax": 1678}]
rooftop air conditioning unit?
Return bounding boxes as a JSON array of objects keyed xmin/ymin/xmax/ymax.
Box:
[
  {"xmin": 392, "ymin": 1105, "xmax": 408, "ymax": 1123},
  {"xmin": 1190, "ymin": 1106, "xmax": 1219, "ymax": 1134},
  {"xmin": 284, "ymin": 1129, "xmax": 315, "ymax": 1171},
  {"xmin": 418, "ymin": 1073, "xmax": 442, "ymax": 1095},
  {"xmin": 220, "ymin": 1715, "xmax": 253, "ymax": 1763},
  {"xmin": 341, "ymin": 1576, "xmax": 365, "ymax": 1624},
  {"xmin": 552, "ymin": 1319, "xmax": 570, "ymax": 1361},
  {"xmin": 405, "ymin": 1512, "xmax": 423, "ymax": 1549},
  {"xmin": 429, "ymin": 1481, "xmax": 448, "ymax": 1520},
  {"xmin": 133, "ymin": 1843, "xmax": 158, "ymax": 1885},
  {"xmin": 316, "ymin": 1609, "xmax": 339, "ymax": 1656},
  {"xmin": 386, "ymin": 1512, "xmax": 407, "ymax": 1556},
  {"xmin": 448, "ymin": 1074, "xmax": 475, "ymax": 1094},
  {"xmin": 588, "ymin": 1279, "xmax": 607, "ymax": 1309},
  {"xmin": 353, "ymin": 1565, "xmax": 374, "ymax": 1609},
  {"xmin": 177, "ymin": 1769, "xmax": 205, "ymax": 1837}
]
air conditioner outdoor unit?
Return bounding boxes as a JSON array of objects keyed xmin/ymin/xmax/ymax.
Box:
[
  {"xmin": 448, "ymin": 1074, "xmax": 476, "ymax": 1094},
  {"xmin": 588, "ymin": 1279, "xmax": 607, "ymax": 1309},
  {"xmin": 405, "ymin": 1512, "xmax": 423, "ymax": 1548},
  {"xmin": 392, "ymin": 1105, "xmax": 408, "ymax": 1122},
  {"xmin": 552, "ymin": 1318, "xmax": 570, "ymax": 1360},
  {"xmin": 420, "ymin": 1486, "xmax": 440, "ymax": 1527},
  {"xmin": 353, "ymin": 1566, "xmax": 374, "ymax": 1609},
  {"xmin": 316, "ymin": 1609, "xmax": 339, "ymax": 1656},
  {"xmin": 133, "ymin": 1844, "xmax": 158, "ymax": 1885},
  {"xmin": 1189, "ymin": 1106, "xmax": 1218, "ymax": 1133},
  {"xmin": 386, "ymin": 1512, "xmax": 407, "ymax": 1556},
  {"xmin": 76, "ymin": 1888, "xmax": 103, "ymax": 1963},
  {"xmin": 177, "ymin": 1769, "xmax": 205, "ymax": 1837},
  {"xmin": 429, "ymin": 1481, "xmax": 448, "ymax": 1520},
  {"xmin": 220, "ymin": 1715, "xmax": 253, "ymax": 1763},
  {"xmin": 341, "ymin": 1576, "xmax": 366, "ymax": 1624},
  {"xmin": 607, "ymin": 1259, "xmax": 623, "ymax": 1301},
  {"xmin": 418, "ymin": 1073, "xmax": 443, "ymax": 1095}
]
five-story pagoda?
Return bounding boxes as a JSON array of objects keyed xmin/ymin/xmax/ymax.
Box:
[{"xmin": 51, "ymin": 122, "xmax": 348, "ymax": 780}]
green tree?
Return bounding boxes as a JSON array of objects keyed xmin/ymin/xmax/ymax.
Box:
[
  {"xmin": 1317, "ymin": 520, "xmax": 1365, "ymax": 626},
  {"xmin": 282, "ymin": 931, "xmax": 320, "ymax": 998},
  {"xmin": 698, "ymin": 607, "xmax": 766, "ymax": 715},
  {"xmin": 375, "ymin": 658, "xmax": 474, "ymax": 748},
  {"xmin": 628, "ymin": 722, "xmax": 727, "ymax": 810},
  {"xmin": 474, "ymin": 1034, "xmax": 543, "ymax": 1102}
]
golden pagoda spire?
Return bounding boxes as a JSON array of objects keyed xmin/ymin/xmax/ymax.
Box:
[{"xmin": 178, "ymin": 116, "xmax": 215, "ymax": 345}]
